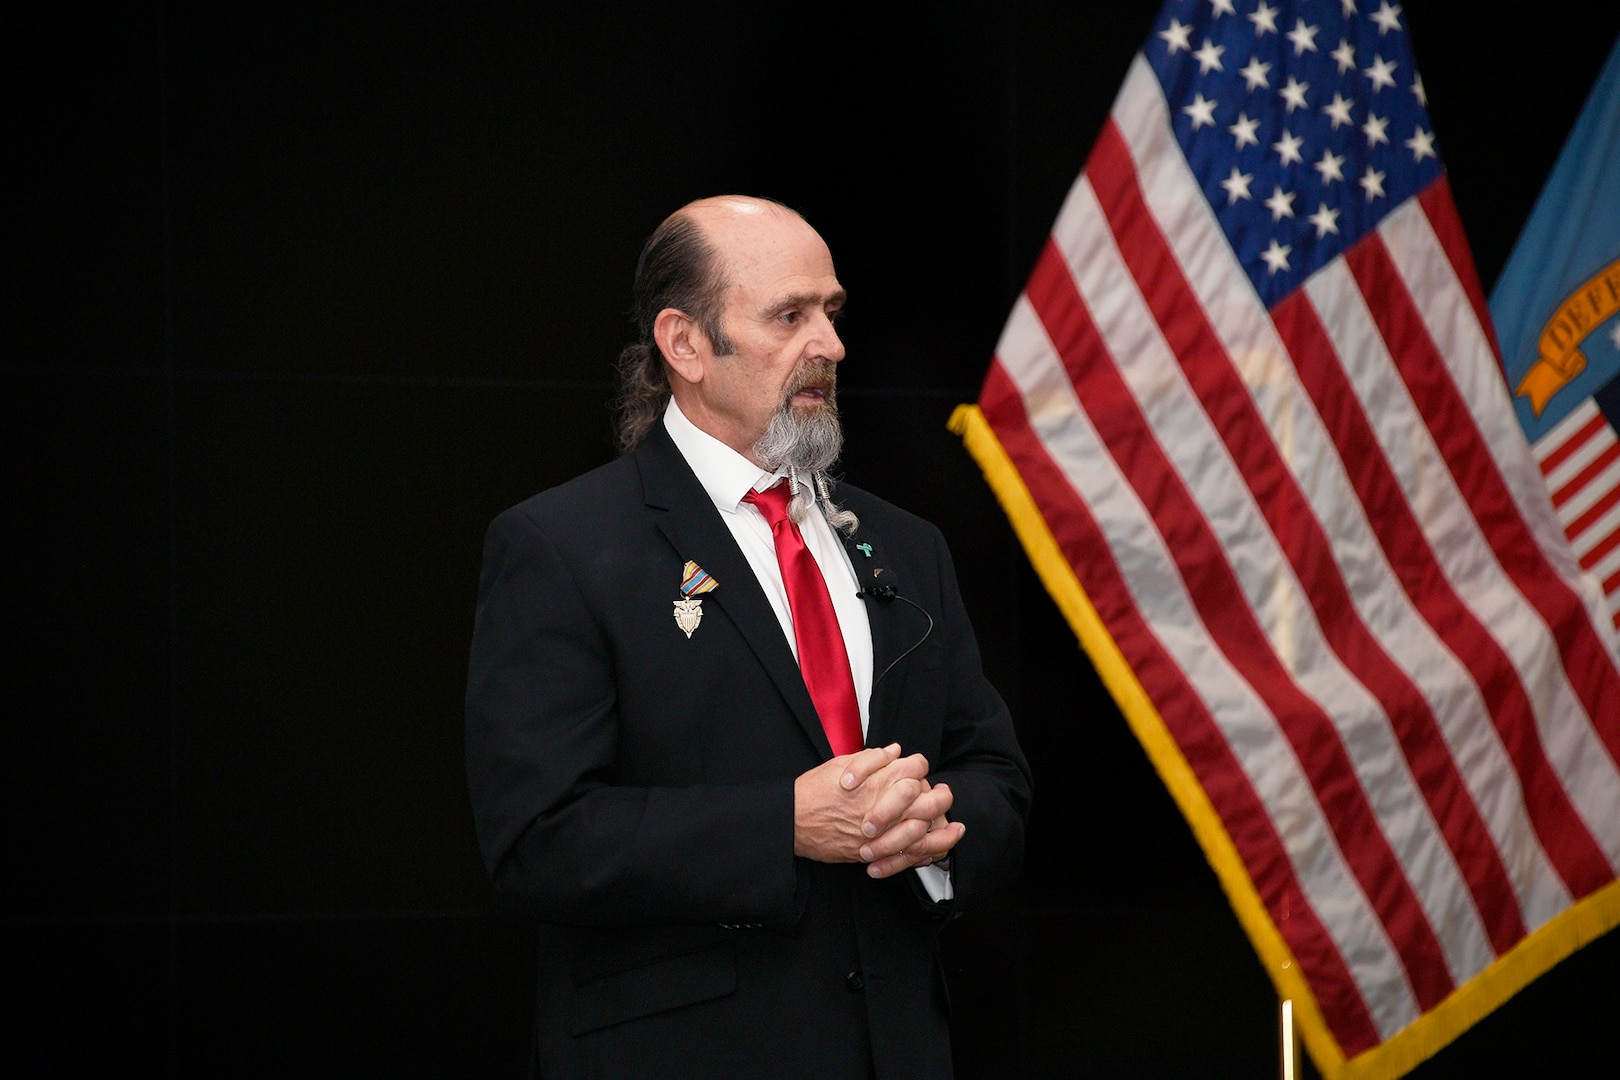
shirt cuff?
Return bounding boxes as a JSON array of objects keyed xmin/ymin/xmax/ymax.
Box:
[{"xmin": 915, "ymin": 861, "xmax": 953, "ymax": 903}]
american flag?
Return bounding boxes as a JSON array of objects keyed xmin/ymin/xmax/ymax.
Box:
[
  {"xmin": 953, "ymin": 2, "xmax": 1620, "ymax": 1077},
  {"xmin": 1534, "ymin": 397, "xmax": 1620, "ymax": 628}
]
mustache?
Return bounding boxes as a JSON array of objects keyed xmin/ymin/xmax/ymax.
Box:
[{"xmin": 783, "ymin": 361, "xmax": 838, "ymax": 404}]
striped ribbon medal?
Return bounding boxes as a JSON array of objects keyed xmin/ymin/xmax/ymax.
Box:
[{"xmin": 673, "ymin": 560, "xmax": 717, "ymax": 639}]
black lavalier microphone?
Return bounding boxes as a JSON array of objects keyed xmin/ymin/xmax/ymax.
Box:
[{"xmin": 857, "ymin": 585, "xmax": 933, "ymax": 685}]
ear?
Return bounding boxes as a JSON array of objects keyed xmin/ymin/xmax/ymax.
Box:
[{"xmin": 654, "ymin": 308, "xmax": 706, "ymax": 386}]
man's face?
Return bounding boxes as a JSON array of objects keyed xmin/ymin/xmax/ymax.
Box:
[{"xmin": 681, "ymin": 203, "xmax": 847, "ymax": 466}]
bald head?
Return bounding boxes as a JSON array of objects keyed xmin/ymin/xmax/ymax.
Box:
[{"xmin": 677, "ymin": 194, "xmax": 803, "ymax": 238}]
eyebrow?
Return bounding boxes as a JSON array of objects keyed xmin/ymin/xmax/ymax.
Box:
[{"xmin": 763, "ymin": 288, "xmax": 848, "ymax": 317}]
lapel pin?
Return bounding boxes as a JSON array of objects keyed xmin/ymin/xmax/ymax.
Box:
[
  {"xmin": 855, "ymin": 543, "xmax": 873, "ymax": 557},
  {"xmin": 675, "ymin": 559, "xmax": 717, "ymax": 639}
]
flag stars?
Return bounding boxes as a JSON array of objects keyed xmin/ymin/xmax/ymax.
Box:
[
  {"xmin": 1280, "ymin": 76, "xmax": 1310, "ymax": 112},
  {"xmin": 1194, "ymin": 38, "xmax": 1227, "ymax": 74},
  {"xmin": 1265, "ymin": 186, "xmax": 1297, "ymax": 221},
  {"xmin": 1332, "ymin": 39, "xmax": 1357, "ymax": 74},
  {"xmin": 1405, "ymin": 126, "xmax": 1436, "ymax": 161},
  {"xmin": 1340, "ymin": 0, "xmax": 1358, "ymax": 15},
  {"xmin": 1250, "ymin": 2, "xmax": 1280, "ymax": 35},
  {"xmin": 1261, "ymin": 239, "xmax": 1293, "ymax": 274},
  {"xmin": 1364, "ymin": 55, "xmax": 1398, "ymax": 92},
  {"xmin": 1323, "ymin": 92, "xmax": 1355, "ymax": 129},
  {"xmin": 1183, "ymin": 93, "xmax": 1219, "ymax": 129},
  {"xmin": 1160, "ymin": 18, "xmax": 1193, "ymax": 53},
  {"xmin": 1372, "ymin": 1, "xmax": 1403, "ymax": 35},
  {"xmin": 1412, "ymin": 74, "xmax": 1428, "ymax": 107},
  {"xmin": 1287, "ymin": 18, "xmax": 1320, "ymax": 55},
  {"xmin": 1315, "ymin": 149, "xmax": 1347, "ymax": 184},
  {"xmin": 1221, "ymin": 167, "xmax": 1255, "ymax": 203},
  {"xmin": 1362, "ymin": 113, "xmax": 1390, "ymax": 146},
  {"xmin": 1309, "ymin": 202, "xmax": 1341, "ymax": 237},
  {"xmin": 1360, "ymin": 165, "xmax": 1388, "ymax": 200},
  {"xmin": 1273, "ymin": 129, "xmax": 1306, "ymax": 166},
  {"xmin": 1241, "ymin": 56, "xmax": 1272, "ymax": 90},
  {"xmin": 1209, "ymin": 0, "xmax": 1237, "ymax": 16},
  {"xmin": 1229, "ymin": 112, "xmax": 1262, "ymax": 149}
]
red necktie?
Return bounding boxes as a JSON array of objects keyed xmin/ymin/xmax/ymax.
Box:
[{"xmin": 742, "ymin": 481, "xmax": 865, "ymax": 756}]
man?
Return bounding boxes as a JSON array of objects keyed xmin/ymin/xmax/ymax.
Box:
[{"xmin": 465, "ymin": 195, "xmax": 1031, "ymax": 1078}]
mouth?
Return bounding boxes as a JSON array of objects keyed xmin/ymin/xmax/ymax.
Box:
[{"xmin": 786, "ymin": 363, "xmax": 838, "ymax": 408}]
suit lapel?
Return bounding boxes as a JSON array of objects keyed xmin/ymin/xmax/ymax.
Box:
[
  {"xmin": 635, "ymin": 424, "xmax": 834, "ymax": 758},
  {"xmin": 835, "ymin": 505, "xmax": 928, "ymax": 751}
]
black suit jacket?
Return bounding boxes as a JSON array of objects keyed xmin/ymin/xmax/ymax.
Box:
[{"xmin": 465, "ymin": 421, "xmax": 1031, "ymax": 1078}]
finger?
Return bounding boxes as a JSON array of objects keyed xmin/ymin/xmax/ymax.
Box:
[
  {"xmin": 840, "ymin": 743, "xmax": 901, "ymax": 790},
  {"xmin": 866, "ymin": 822, "xmax": 965, "ymax": 879},
  {"xmin": 866, "ymin": 779, "xmax": 954, "ymax": 838},
  {"xmin": 877, "ymin": 752, "xmax": 932, "ymax": 785},
  {"xmin": 861, "ymin": 777, "xmax": 926, "ymax": 838},
  {"xmin": 909, "ymin": 781, "xmax": 953, "ymax": 822},
  {"xmin": 858, "ymin": 815, "xmax": 930, "ymax": 864}
]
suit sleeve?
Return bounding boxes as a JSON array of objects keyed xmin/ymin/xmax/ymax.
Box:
[
  {"xmin": 463, "ymin": 505, "xmax": 803, "ymax": 930},
  {"xmin": 924, "ymin": 526, "xmax": 1033, "ymax": 913}
]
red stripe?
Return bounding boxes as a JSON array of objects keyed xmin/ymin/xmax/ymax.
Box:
[
  {"xmin": 1272, "ymin": 272, "xmax": 1613, "ymax": 902},
  {"xmin": 1086, "ymin": 121, "xmax": 1527, "ymax": 956},
  {"xmin": 1023, "ymin": 231, "xmax": 1457, "ymax": 1011},
  {"xmin": 1567, "ymin": 484, "xmax": 1620, "ymax": 541},
  {"xmin": 1551, "ymin": 442, "xmax": 1620, "ymax": 510},
  {"xmin": 979, "ymin": 358, "xmax": 1383, "ymax": 1056},
  {"xmin": 1579, "ymin": 525, "xmax": 1620, "ymax": 571},
  {"xmin": 1605, "ymin": 566, "xmax": 1620, "ymax": 595},
  {"xmin": 1540, "ymin": 412, "xmax": 1610, "ymax": 476}
]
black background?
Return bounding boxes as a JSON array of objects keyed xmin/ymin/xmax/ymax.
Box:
[{"xmin": 7, "ymin": 2, "xmax": 1618, "ymax": 1076}]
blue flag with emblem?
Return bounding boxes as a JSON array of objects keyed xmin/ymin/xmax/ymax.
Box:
[{"xmin": 1489, "ymin": 36, "xmax": 1620, "ymax": 633}]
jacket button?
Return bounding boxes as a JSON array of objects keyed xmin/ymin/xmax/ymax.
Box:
[{"xmin": 845, "ymin": 970, "xmax": 864, "ymax": 992}]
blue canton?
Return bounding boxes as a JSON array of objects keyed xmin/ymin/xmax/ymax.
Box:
[{"xmin": 1147, "ymin": 0, "xmax": 1445, "ymax": 306}]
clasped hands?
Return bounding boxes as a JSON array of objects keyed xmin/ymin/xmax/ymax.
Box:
[{"xmin": 794, "ymin": 743, "xmax": 964, "ymax": 879}]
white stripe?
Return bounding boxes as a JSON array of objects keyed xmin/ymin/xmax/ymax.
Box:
[
  {"xmin": 1051, "ymin": 165, "xmax": 1502, "ymax": 985},
  {"xmin": 993, "ymin": 289, "xmax": 1422, "ymax": 1035},
  {"xmin": 1112, "ymin": 55, "xmax": 1573, "ymax": 935}
]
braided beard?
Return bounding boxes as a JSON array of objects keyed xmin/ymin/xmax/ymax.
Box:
[{"xmin": 750, "ymin": 363, "xmax": 843, "ymax": 474}]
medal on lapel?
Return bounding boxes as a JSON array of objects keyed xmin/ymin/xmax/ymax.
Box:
[{"xmin": 674, "ymin": 559, "xmax": 717, "ymax": 639}]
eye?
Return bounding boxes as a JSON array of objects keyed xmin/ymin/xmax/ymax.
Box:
[{"xmin": 780, "ymin": 310, "xmax": 801, "ymax": 325}]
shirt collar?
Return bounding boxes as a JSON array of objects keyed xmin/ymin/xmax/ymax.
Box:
[{"xmin": 663, "ymin": 398, "xmax": 784, "ymax": 513}]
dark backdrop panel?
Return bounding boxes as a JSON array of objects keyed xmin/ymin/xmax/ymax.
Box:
[{"xmin": 6, "ymin": 1, "xmax": 1618, "ymax": 1076}]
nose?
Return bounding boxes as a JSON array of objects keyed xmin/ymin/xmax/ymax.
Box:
[{"xmin": 814, "ymin": 309, "xmax": 846, "ymax": 364}]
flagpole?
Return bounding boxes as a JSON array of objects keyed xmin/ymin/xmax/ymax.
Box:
[{"xmin": 1280, "ymin": 998, "xmax": 1300, "ymax": 1080}]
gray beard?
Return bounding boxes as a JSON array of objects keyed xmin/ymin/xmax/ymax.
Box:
[{"xmin": 751, "ymin": 400, "xmax": 843, "ymax": 474}]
